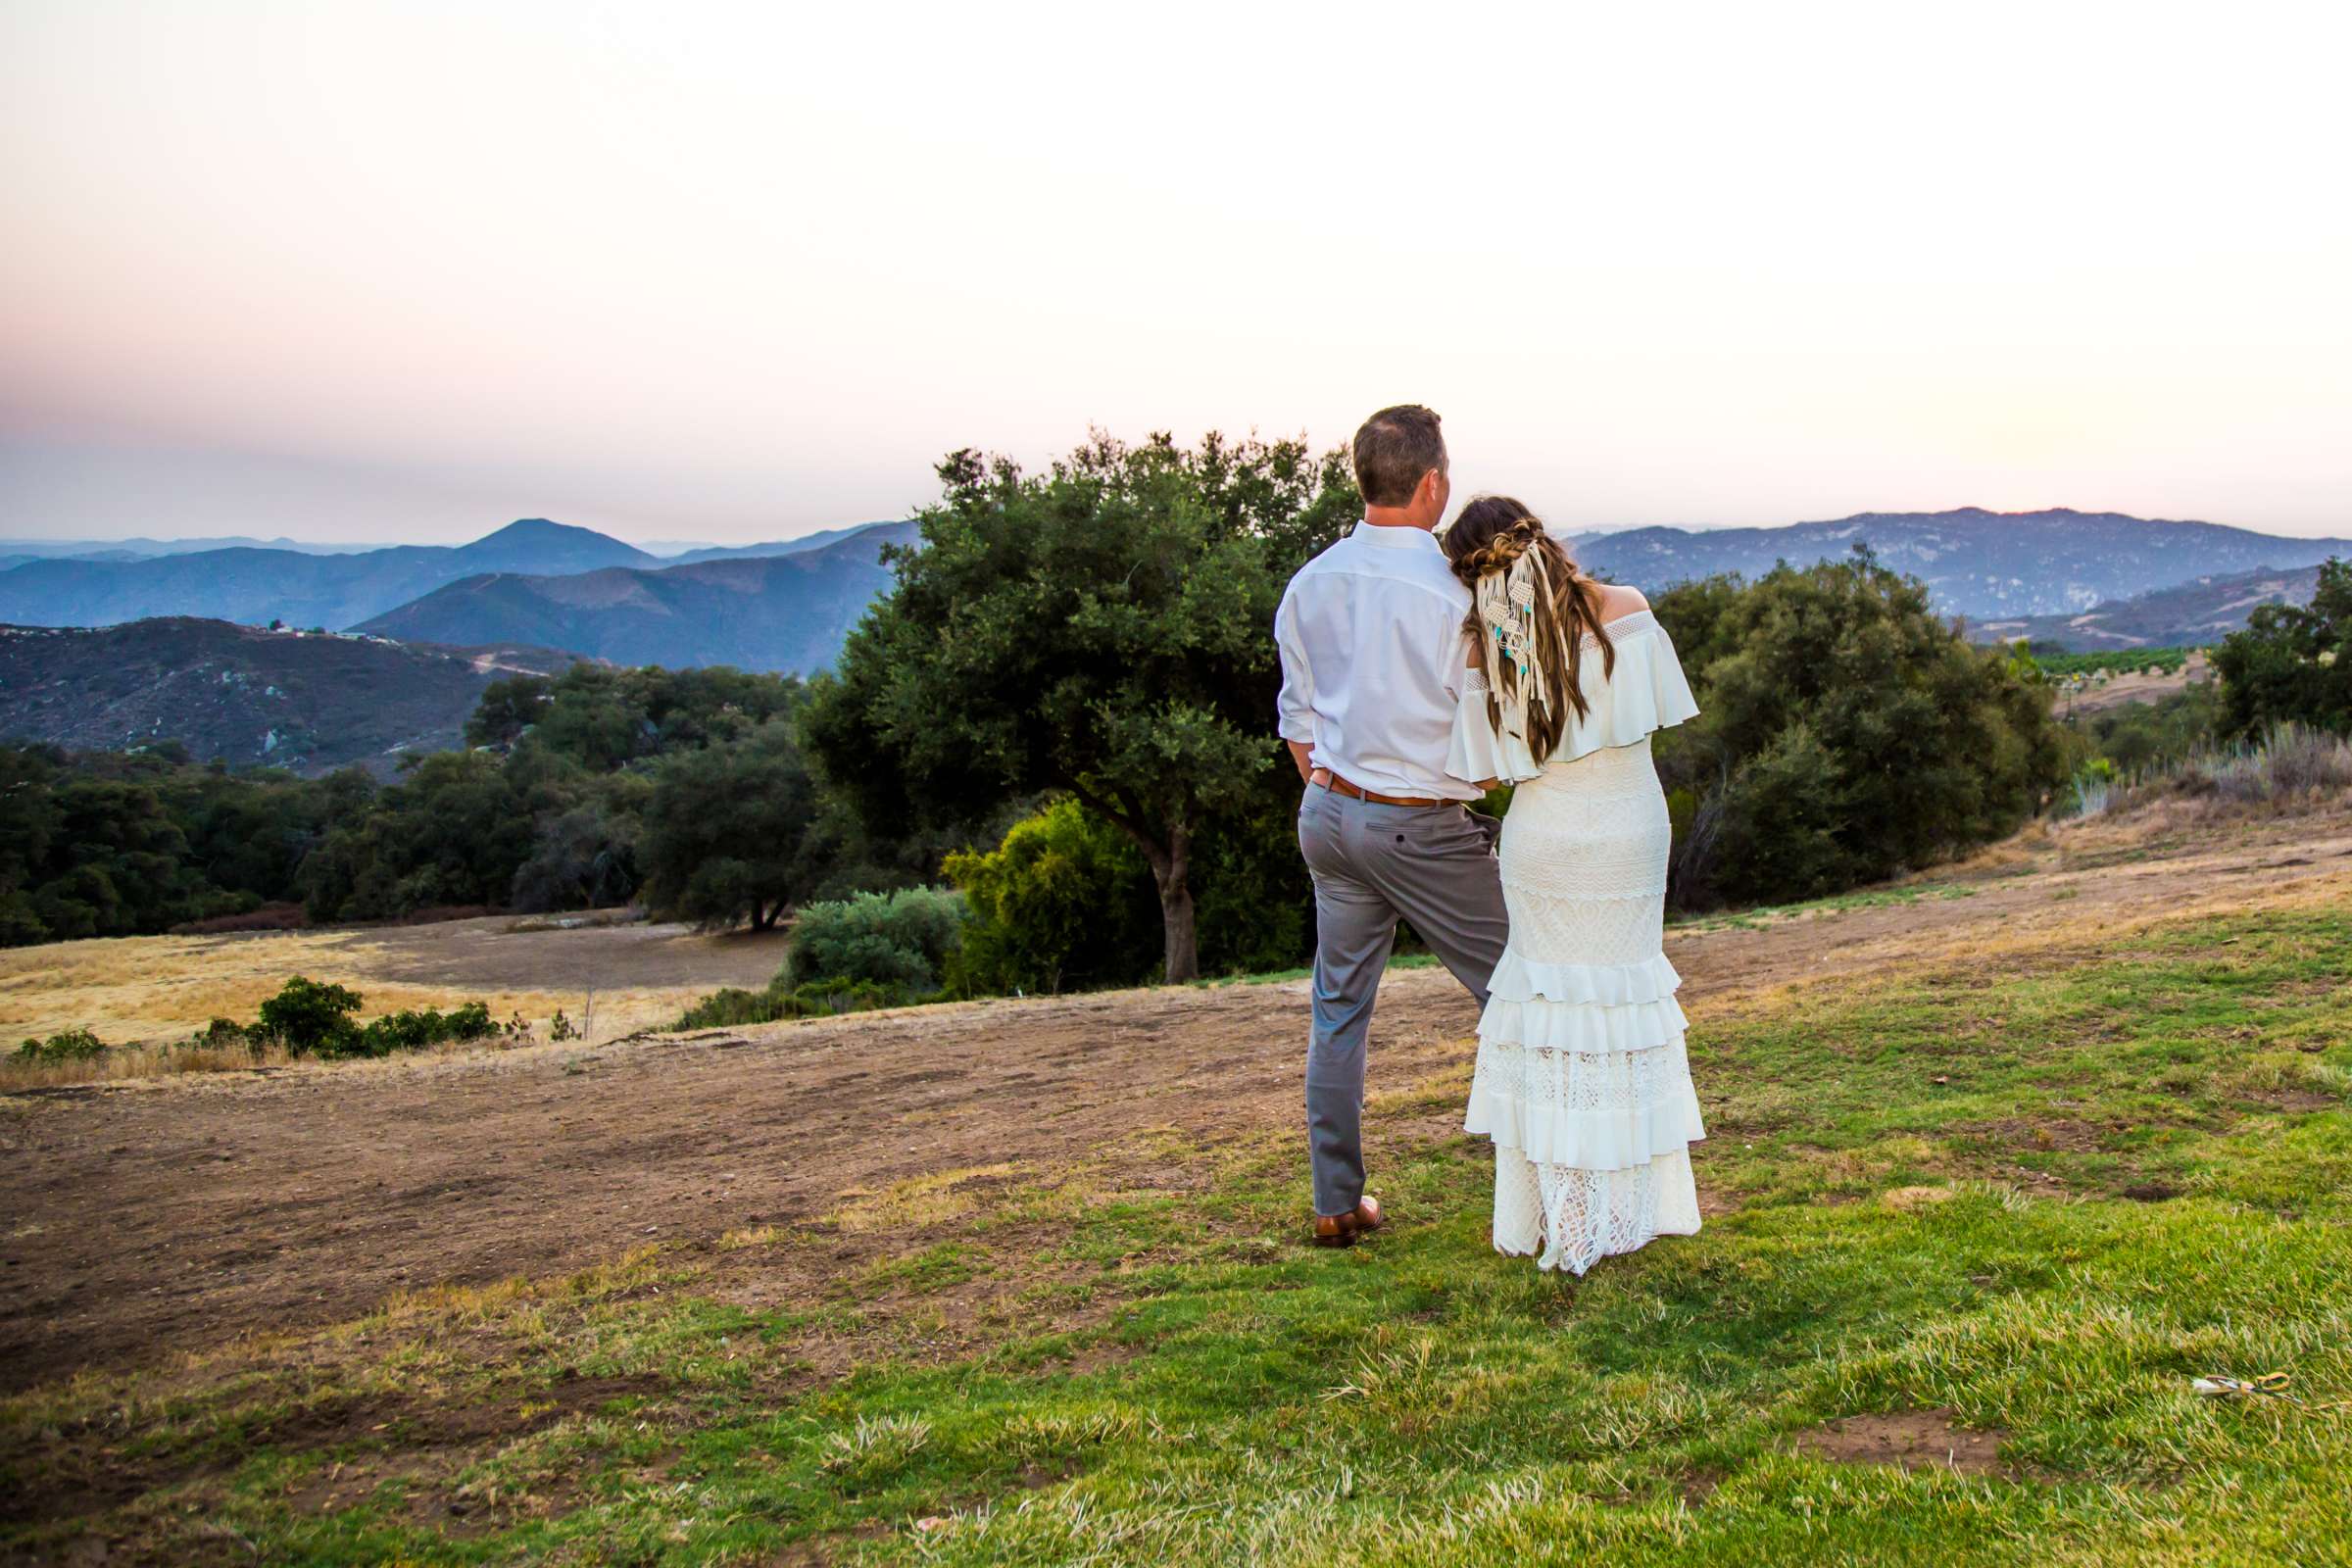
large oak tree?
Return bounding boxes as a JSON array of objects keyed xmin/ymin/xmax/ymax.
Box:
[{"xmin": 805, "ymin": 430, "xmax": 1355, "ymax": 981}]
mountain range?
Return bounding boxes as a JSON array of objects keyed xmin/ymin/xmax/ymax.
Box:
[
  {"xmin": 0, "ymin": 517, "xmax": 915, "ymax": 646},
  {"xmin": 3, "ymin": 506, "xmax": 2343, "ymax": 717},
  {"xmin": 0, "ymin": 518, "xmax": 658, "ymax": 632},
  {"xmin": 1571, "ymin": 508, "xmax": 2350, "ymax": 619},
  {"xmin": 0, "ymin": 618, "xmax": 575, "ymax": 775},
  {"xmin": 1964, "ymin": 564, "xmax": 2323, "ymax": 652},
  {"xmin": 355, "ymin": 522, "xmax": 919, "ymax": 672}
]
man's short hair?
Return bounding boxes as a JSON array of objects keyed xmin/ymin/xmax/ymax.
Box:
[{"xmin": 1351, "ymin": 405, "xmax": 1446, "ymax": 508}]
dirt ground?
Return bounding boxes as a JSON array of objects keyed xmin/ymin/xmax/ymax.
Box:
[{"xmin": 3, "ymin": 807, "xmax": 2349, "ymax": 1394}]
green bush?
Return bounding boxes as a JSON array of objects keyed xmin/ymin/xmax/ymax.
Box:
[
  {"xmin": 442, "ymin": 1001, "xmax": 496, "ymax": 1039},
  {"xmin": 354, "ymin": 1002, "xmax": 499, "ymax": 1056},
  {"xmin": 1653, "ymin": 548, "xmax": 2068, "ymax": 909},
  {"xmin": 256, "ymin": 976, "xmax": 365, "ymax": 1056},
  {"xmin": 2076, "ymin": 682, "xmax": 2222, "ymax": 774},
  {"xmin": 944, "ymin": 801, "xmax": 1159, "ymax": 995},
  {"xmin": 674, "ymin": 976, "xmax": 924, "ymax": 1029},
  {"xmin": 2213, "ymin": 558, "xmax": 2350, "ymax": 740},
  {"xmin": 15, "ymin": 1027, "xmax": 106, "ymax": 1063},
  {"xmin": 246, "ymin": 979, "xmax": 499, "ymax": 1058},
  {"xmin": 785, "ymin": 886, "xmax": 968, "ymax": 991}
]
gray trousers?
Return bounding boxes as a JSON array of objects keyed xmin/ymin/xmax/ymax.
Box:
[{"xmin": 1297, "ymin": 783, "xmax": 1509, "ymax": 1217}]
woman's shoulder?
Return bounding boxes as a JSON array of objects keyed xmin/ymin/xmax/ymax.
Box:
[{"xmin": 1593, "ymin": 581, "xmax": 1650, "ymax": 620}]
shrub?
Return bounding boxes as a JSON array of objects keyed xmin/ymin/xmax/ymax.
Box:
[
  {"xmin": 353, "ymin": 1000, "xmax": 504, "ymax": 1056},
  {"xmin": 674, "ymin": 986, "xmax": 775, "ymax": 1028},
  {"xmin": 785, "ymin": 886, "xmax": 968, "ymax": 991},
  {"xmin": 442, "ymin": 1002, "xmax": 497, "ymax": 1040},
  {"xmin": 2064, "ymin": 722, "xmax": 2352, "ymax": 821},
  {"xmin": 672, "ymin": 976, "xmax": 924, "ymax": 1029},
  {"xmin": 2212, "ymin": 558, "xmax": 2350, "ymax": 739},
  {"xmin": 944, "ymin": 801, "xmax": 1159, "ymax": 995},
  {"xmin": 2077, "ymin": 682, "xmax": 2222, "ymax": 774},
  {"xmin": 16, "ymin": 1027, "xmax": 106, "ymax": 1063},
  {"xmin": 1651, "ymin": 549, "xmax": 2067, "ymax": 909},
  {"xmin": 2204, "ymin": 723, "xmax": 2352, "ymax": 804},
  {"xmin": 256, "ymin": 976, "xmax": 364, "ymax": 1056}
]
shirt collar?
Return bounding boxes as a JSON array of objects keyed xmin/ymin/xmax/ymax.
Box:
[{"xmin": 1351, "ymin": 520, "xmax": 1442, "ymax": 552}]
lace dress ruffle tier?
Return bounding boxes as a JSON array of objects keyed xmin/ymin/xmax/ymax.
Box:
[{"xmin": 1448, "ymin": 609, "xmax": 1706, "ymax": 1274}]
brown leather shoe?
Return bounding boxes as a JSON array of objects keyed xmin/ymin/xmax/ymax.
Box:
[{"xmin": 1311, "ymin": 1195, "xmax": 1384, "ymax": 1248}]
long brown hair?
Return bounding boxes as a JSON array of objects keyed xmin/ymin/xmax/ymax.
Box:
[{"xmin": 1439, "ymin": 496, "xmax": 1615, "ymax": 761}]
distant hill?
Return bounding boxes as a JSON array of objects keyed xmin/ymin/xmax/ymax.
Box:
[
  {"xmin": 0, "ymin": 535, "xmax": 390, "ymax": 560},
  {"xmin": 1965, "ymin": 564, "xmax": 2323, "ymax": 651},
  {"xmin": 663, "ymin": 520, "xmax": 906, "ymax": 564},
  {"xmin": 0, "ymin": 617, "xmax": 578, "ymax": 775},
  {"xmin": 355, "ymin": 521, "xmax": 919, "ymax": 673},
  {"xmin": 1573, "ymin": 508, "xmax": 2351, "ymax": 619},
  {"xmin": 0, "ymin": 519, "xmax": 659, "ymax": 631}
]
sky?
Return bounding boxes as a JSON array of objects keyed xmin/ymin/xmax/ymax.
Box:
[{"xmin": 3, "ymin": 0, "xmax": 2349, "ymax": 548}]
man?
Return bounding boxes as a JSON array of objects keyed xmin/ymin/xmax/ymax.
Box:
[{"xmin": 1274, "ymin": 404, "xmax": 1509, "ymax": 1247}]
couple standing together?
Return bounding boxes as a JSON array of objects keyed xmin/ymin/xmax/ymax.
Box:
[{"xmin": 1276, "ymin": 404, "xmax": 1706, "ymax": 1275}]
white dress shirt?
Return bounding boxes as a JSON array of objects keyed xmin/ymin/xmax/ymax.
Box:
[{"xmin": 1274, "ymin": 521, "xmax": 1481, "ymax": 801}]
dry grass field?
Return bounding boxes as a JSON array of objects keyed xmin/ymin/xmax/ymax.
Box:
[
  {"xmin": 2, "ymin": 800, "xmax": 2348, "ymax": 1564},
  {"xmin": 0, "ymin": 914, "xmax": 794, "ymax": 1082}
]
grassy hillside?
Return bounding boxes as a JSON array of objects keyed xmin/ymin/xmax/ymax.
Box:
[{"xmin": 3, "ymin": 822, "xmax": 2345, "ymax": 1564}]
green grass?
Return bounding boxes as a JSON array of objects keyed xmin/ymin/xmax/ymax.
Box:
[
  {"xmin": 6, "ymin": 901, "xmax": 2350, "ymax": 1565},
  {"xmin": 1668, "ymin": 879, "xmax": 1982, "ymax": 934}
]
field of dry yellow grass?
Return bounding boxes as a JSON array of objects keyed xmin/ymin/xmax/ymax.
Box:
[{"xmin": 0, "ymin": 912, "xmax": 792, "ymax": 1083}]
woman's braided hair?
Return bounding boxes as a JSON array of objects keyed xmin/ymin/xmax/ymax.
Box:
[{"xmin": 1439, "ymin": 496, "xmax": 1615, "ymax": 761}]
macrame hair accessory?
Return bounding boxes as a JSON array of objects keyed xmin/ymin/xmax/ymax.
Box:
[{"xmin": 1475, "ymin": 526, "xmax": 1554, "ymax": 720}]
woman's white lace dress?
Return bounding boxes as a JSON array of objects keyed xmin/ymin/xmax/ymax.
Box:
[{"xmin": 1447, "ymin": 609, "xmax": 1705, "ymax": 1274}]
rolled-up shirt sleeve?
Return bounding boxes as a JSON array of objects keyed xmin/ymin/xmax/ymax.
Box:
[{"xmin": 1274, "ymin": 585, "xmax": 1317, "ymax": 745}]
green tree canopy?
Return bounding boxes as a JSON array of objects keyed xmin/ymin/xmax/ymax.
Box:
[
  {"xmin": 2212, "ymin": 558, "xmax": 2351, "ymax": 739},
  {"xmin": 1652, "ymin": 547, "xmax": 2067, "ymax": 906},
  {"xmin": 637, "ymin": 716, "xmax": 823, "ymax": 929},
  {"xmin": 805, "ymin": 430, "xmax": 1356, "ymax": 981},
  {"xmin": 469, "ymin": 663, "xmax": 804, "ymax": 770}
]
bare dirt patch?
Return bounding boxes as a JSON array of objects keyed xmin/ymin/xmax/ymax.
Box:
[
  {"xmin": 1793, "ymin": 1408, "xmax": 2016, "ymax": 1477},
  {"xmin": 1956, "ymin": 1117, "xmax": 2113, "ymax": 1154}
]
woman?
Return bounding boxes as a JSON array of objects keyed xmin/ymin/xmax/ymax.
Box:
[{"xmin": 1440, "ymin": 496, "xmax": 1706, "ymax": 1275}]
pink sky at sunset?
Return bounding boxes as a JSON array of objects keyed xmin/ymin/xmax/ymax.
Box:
[{"xmin": 3, "ymin": 0, "xmax": 2348, "ymax": 546}]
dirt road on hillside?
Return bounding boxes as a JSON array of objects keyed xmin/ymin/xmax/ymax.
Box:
[{"xmin": 4, "ymin": 812, "xmax": 2348, "ymax": 1392}]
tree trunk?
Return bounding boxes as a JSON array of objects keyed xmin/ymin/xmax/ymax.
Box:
[
  {"xmin": 1153, "ymin": 861, "xmax": 1199, "ymax": 984},
  {"xmin": 1063, "ymin": 781, "xmax": 1200, "ymax": 984},
  {"xmin": 1146, "ymin": 825, "xmax": 1199, "ymax": 984}
]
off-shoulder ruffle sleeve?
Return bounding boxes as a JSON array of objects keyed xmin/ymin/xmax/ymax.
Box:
[
  {"xmin": 1550, "ymin": 612, "xmax": 1700, "ymax": 766},
  {"xmin": 1449, "ymin": 611, "xmax": 1700, "ymax": 783},
  {"xmin": 1449, "ymin": 664, "xmax": 1545, "ymax": 786}
]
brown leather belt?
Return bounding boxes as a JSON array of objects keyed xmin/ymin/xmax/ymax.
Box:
[{"xmin": 1311, "ymin": 767, "xmax": 1446, "ymax": 808}]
